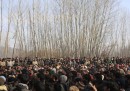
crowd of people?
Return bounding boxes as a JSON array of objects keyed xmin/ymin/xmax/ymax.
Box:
[{"xmin": 0, "ymin": 57, "xmax": 130, "ymax": 91}]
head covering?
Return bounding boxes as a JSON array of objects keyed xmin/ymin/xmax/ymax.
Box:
[
  {"xmin": 70, "ymin": 67, "xmax": 75, "ymax": 71},
  {"xmin": 76, "ymin": 81, "xmax": 85, "ymax": 90},
  {"xmin": 119, "ymin": 69, "xmax": 125, "ymax": 75},
  {"xmin": 17, "ymin": 83, "xmax": 29, "ymax": 90},
  {"xmin": 52, "ymin": 68, "xmax": 56, "ymax": 73},
  {"xmin": 21, "ymin": 69, "xmax": 29, "ymax": 74},
  {"xmin": 77, "ymin": 73, "xmax": 82, "ymax": 79},
  {"xmin": 101, "ymin": 75, "xmax": 104, "ymax": 80},
  {"xmin": 127, "ymin": 70, "xmax": 130, "ymax": 75},
  {"xmin": 0, "ymin": 76, "xmax": 6, "ymax": 85},
  {"xmin": 60, "ymin": 75, "xmax": 67, "ymax": 83},
  {"xmin": 8, "ymin": 76, "xmax": 16, "ymax": 83},
  {"xmin": 69, "ymin": 86, "xmax": 79, "ymax": 91}
]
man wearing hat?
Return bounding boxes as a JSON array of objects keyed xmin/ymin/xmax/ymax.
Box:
[{"xmin": 0, "ymin": 76, "xmax": 7, "ymax": 91}]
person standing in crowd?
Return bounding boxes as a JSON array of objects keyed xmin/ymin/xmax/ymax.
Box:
[
  {"xmin": 0, "ymin": 76, "xmax": 7, "ymax": 91},
  {"xmin": 1, "ymin": 56, "xmax": 130, "ymax": 91},
  {"xmin": 32, "ymin": 59, "xmax": 38, "ymax": 66},
  {"xmin": 7, "ymin": 60, "xmax": 14, "ymax": 67},
  {"xmin": 12, "ymin": 70, "xmax": 30, "ymax": 91},
  {"xmin": 54, "ymin": 75, "xmax": 68, "ymax": 91},
  {"xmin": 69, "ymin": 86, "xmax": 79, "ymax": 91},
  {"xmin": 0, "ymin": 59, "xmax": 6, "ymax": 67}
]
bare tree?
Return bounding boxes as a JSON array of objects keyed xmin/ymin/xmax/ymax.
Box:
[
  {"xmin": 2, "ymin": 0, "xmax": 129, "ymax": 58},
  {"xmin": 4, "ymin": 0, "xmax": 12, "ymax": 57},
  {"xmin": 0, "ymin": 0, "xmax": 2, "ymax": 45}
]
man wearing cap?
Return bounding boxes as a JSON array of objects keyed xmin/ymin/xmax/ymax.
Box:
[{"xmin": 0, "ymin": 76, "xmax": 7, "ymax": 91}]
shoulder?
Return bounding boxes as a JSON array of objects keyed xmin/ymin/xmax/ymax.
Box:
[{"xmin": 0, "ymin": 85, "xmax": 8, "ymax": 91}]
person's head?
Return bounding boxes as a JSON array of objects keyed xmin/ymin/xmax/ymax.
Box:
[
  {"xmin": 17, "ymin": 74, "xmax": 29, "ymax": 84},
  {"xmin": 69, "ymin": 86, "xmax": 79, "ymax": 91},
  {"xmin": 32, "ymin": 79, "xmax": 44, "ymax": 91},
  {"xmin": 1, "ymin": 59, "xmax": 4, "ymax": 62},
  {"xmin": 13, "ymin": 83, "xmax": 29, "ymax": 91},
  {"xmin": 60, "ymin": 75, "xmax": 67, "ymax": 83},
  {"xmin": 0, "ymin": 76, "xmax": 6, "ymax": 85}
]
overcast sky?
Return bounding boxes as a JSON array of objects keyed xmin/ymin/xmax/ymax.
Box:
[{"xmin": 121, "ymin": 0, "xmax": 130, "ymax": 10}]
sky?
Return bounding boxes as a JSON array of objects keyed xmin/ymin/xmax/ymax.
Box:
[{"xmin": 121, "ymin": 0, "xmax": 130, "ymax": 10}]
